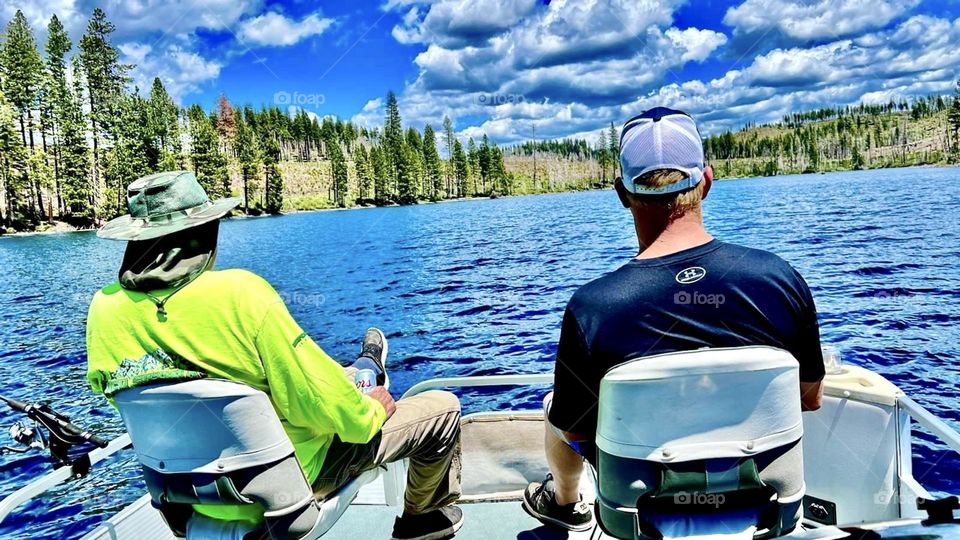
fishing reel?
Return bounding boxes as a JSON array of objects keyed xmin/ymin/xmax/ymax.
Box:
[
  {"xmin": 0, "ymin": 395, "xmax": 108, "ymax": 479},
  {"xmin": 3, "ymin": 420, "xmax": 48, "ymax": 454}
]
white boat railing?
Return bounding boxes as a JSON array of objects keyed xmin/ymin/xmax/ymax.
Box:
[
  {"xmin": 0, "ymin": 433, "xmax": 131, "ymax": 524},
  {"xmin": 897, "ymin": 395, "xmax": 960, "ymax": 454},
  {"xmin": 401, "ymin": 373, "xmax": 554, "ymax": 399}
]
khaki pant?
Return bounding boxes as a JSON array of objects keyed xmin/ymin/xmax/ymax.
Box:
[{"xmin": 313, "ymin": 388, "xmax": 462, "ymax": 515}]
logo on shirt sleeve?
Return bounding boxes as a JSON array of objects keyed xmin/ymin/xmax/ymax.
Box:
[{"xmin": 676, "ymin": 266, "xmax": 707, "ymax": 284}]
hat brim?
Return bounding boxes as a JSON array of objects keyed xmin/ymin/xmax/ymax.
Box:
[{"xmin": 97, "ymin": 197, "xmax": 242, "ymax": 241}]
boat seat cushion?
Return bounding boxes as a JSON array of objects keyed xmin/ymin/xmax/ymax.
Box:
[{"xmin": 594, "ymin": 347, "xmax": 805, "ymax": 540}]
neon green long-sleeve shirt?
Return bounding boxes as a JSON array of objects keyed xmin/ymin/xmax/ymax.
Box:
[{"xmin": 86, "ymin": 269, "xmax": 387, "ymax": 520}]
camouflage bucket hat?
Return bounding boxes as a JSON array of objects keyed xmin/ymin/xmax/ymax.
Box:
[{"xmin": 98, "ymin": 171, "xmax": 241, "ymax": 241}]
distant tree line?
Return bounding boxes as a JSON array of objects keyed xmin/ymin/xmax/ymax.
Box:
[
  {"xmin": 506, "ymin": 122, "xmax": 620, "ymax": 187},
  {"xmin": 705, "ymin": 84, "xmax": 960, "ymax": 177},
  {"xmin": 0, "ymin": 8, "xmax": 292, "ymax": 231},
  {"xmin": 0, "ymin": 8, "xmax": 515, "ymax": 233}
]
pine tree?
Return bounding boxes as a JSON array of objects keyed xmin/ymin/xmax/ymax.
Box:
[
  {"xmin": 442, "ymin": 115, "xmax": 455, "ymax": 196},
  {"xmin": 259, "ymin": 117, "xmax": 283, "ymax": 213},
  {"xmin": 44, "ymin": 15, "xmax": 74, "ymax": 217},
  {"xmin": 79, "ymin": 8, "xmax": 128, "ymax": 220},
  {"xmin": 354, "ymin": 145, "xmax": 372, "ymax": 203},
  {"xmin": 27, "ymin": 150, "xmax": 54, "ymax": 220},
  {"xmin": 106, "ymin": 91, "xmax": 151, "ymax": 203},
  {"xmin": 383, "ymin": 91, "xmax": 403, "ymax": 200},
  {"xmin": 1, "ymin": 10, "xmax": 44, "ymax": 220},
  {"xmin": 608, "ymin": 121, "xmax": 619, "ymax": 177},
  {"xmin": 422, "ymin": 124, "xmax": 442, "ymax": 201},
  {"xmin": 491, "ymin": 144, "xmax": 509, "ymax": 195},
  {"xmin": 216, "ymin": 93, "xmax": 236, "ymax": 152},
  {"xmin": 949, "ymin": 79, "xmax": 960, "ymax": 161},
  {"xmin": 467, "ymin": 138, "xmax": 480, "ymax": 195},
  {"xmin": 597, "ymin": 131, "xmax": 609, "ymax": 184},
  {"xmin": 0, "ymin": 90, "xmax": 28, "ymax": 228},
  {"xmin": 148, "ymin": 78, "xmax": 182, "ymax": 169},
  {"xmin": 1, "ymin": 10, "xmax": 43, "ymax": 148},
  {"xmin": 264, "ymin": 162, "xmax": 283, "ymax": 214},
  {"xmin": 405, "ymin": 127, "xmax": 424, "ymax": 198},
  {"xmin": 327, "ymin": 135, "xmax": 348, "ymax": 207},
  {"xmin": 187, "ymin": 104, "xmax": 229, "ymax": 200},
  {"xmin": 234, "ymin": 114, "xmax": 259, "ymax": 213},
  {"xmin": 851, "ymin": 141, "xmax": 864, "ymax": 170},
  {"xmin": 59, "ymin": 60, "xmax": 92, "ymax": 221},
  {"xmin": 478, "ymin": 134, "xmax": 493, "ymax": 188},
  {"xmin": 452, "ymin": 139, "xmax": 468, "ymax": 198},
  {"xmin": 370, "ymin": 145, "xmax": 388, "ymax": 205},
  {"xmin": 396, "ymin": 142, "xmax": 418, "ymax": 204}
]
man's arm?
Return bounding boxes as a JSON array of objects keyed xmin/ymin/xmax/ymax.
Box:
[
  {"xmin": 786, "ymin": 268, "xmax": 825, "ymax": 412},
  {"xmin": 255, "ymin": 301, "xmax": 387, "ymax": 444},
  {"xmin": 547, "ymin": 306, "xmax": 600, "ymax": 437}
]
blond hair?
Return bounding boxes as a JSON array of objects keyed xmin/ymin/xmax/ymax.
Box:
[{"xmin": 625, "ymin": 169, "xmax": 705, "ymax": 219}]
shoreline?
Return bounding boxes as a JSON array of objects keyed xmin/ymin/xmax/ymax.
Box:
[
  {"xmin": 709, "ymin": 161, "xmax": 959, "ymax": 181},
  {"xmin": 2, "ymin": 188, "xmax": 600, "ymax": 238},
  {"xmin": 4, "ymin": 163, "xmax": 955, "ymax": 238}
]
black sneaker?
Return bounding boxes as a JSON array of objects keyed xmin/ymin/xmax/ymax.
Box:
[
  {"xmin": 359, "ymin": 327, "xmax": 389, "ymax": 389},
  {"xmin": 522, "ymin": 474, "xmax": 593, "ymax": 531},
  {"xmin": 392, "ymin": 506, "xmax": 464, "ymax": 540}
]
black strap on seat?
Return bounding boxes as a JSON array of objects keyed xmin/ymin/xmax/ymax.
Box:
[
  {"xmin": 140, "ymin": 454, "xmax": 321, "ymax": 540},
  {"xmin": 597, "ymin": 458, "xmax": 784, "ymax": 540}
]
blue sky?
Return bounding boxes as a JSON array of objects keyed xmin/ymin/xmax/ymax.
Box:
[{"xmin": 7, "ymin": 0, "xmax": 960, "ymax": 144}]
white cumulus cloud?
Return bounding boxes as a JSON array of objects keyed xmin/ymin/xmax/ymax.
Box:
[
  {"xmin": 237, "ymin": 11, "xmax": 334, "ymax": 47},
  {"xmin": 723, "ymin": 0, "xmax": 919, "ymax": 42},
  {"xmin": 120, "ymin": 42, "xmax": 222, "ymax": 102},
  {"xmin": 362, "ymin": 1, "xmax": 960, "ymax": 147}
]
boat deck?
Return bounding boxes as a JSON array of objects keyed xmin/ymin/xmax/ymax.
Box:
[
  {"xmin": 77, "ymin": 367, "xmax": 960, "ymax": 540},
  {"xmin": 80, "ymin": 413, "xmax": 853, "ymax": 539},
  {"xmin": 338, "ymin": 413, "xmax": 600, "ymax": 538},
  {"xmin": 341, "ymin": 499, "xmax": 584, "ymax": 540}
]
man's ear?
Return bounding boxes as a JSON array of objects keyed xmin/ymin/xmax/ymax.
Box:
[
  {"xmin": 614, "ymin": 177, "xmax": 631, "ymax": 208},
  {"xmin": 701, "ymin": 165, "xmax": 713, "ymax": 201}
]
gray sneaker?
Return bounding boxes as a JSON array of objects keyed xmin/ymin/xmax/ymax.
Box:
[
  {"xmin": 359, "ymin": 327, "xmax": 389, "ymax": 389},
  {"xmin": 392, "ymin": 506, "xmax": 463, "ymax": 540},
  {"xmin": 522, "ymin": 474, "xmax": 594, "ymax": 531}
]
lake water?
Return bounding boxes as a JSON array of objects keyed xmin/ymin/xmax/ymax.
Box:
[{"xmin": 1, "ymin": 167, "xmax": 959, "ymax": 538}]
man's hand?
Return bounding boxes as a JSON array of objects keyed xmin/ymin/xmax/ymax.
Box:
[
  {"xmin": 368, "ymin": 386, "xmax": 396, "ymax": 419},
  {"xmin": 800, "ymin": 380, "xmax": 824, "ymax": 411}
]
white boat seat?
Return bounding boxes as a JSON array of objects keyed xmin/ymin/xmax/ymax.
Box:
[
  {"xmin": 113, "ymin": 378, "xmax": 377, "ymax": 539},
  {"xmin": 594, "ymin": 346, "xmax": 805, "ymax": 540}
]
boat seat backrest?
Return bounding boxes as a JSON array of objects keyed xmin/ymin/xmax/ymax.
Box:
[
  {"xmin": 113, "ymin": 379, "xmax": 320, "ymax": 539},
  {"xmin": 595, "ymin": 346, "xmax": 805, "ymax": 540}
]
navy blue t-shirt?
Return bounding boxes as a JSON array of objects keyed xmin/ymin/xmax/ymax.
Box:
[{"xmin": 548, "ymin": 239, "xmax": 824, "ymax": 435}]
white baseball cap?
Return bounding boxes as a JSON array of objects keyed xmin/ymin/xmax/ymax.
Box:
[{"xmin": 619, "ymin": 107, "xmax": 705, "ymax": 195}]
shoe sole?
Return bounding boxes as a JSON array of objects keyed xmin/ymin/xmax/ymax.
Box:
[
  {"xmin": 391, "ymin": 513, "xmax": 464, "ymax": 540},
  {"xmin": 521, "ymin": 496, "xmax": 594, "ymax": 532}
]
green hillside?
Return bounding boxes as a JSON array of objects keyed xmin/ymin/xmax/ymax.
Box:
[{"xmin": 704, "ymin": 92, "xmax": 960, "ymax": 178}]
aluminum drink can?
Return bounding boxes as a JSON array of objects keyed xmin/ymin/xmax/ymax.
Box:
[{"xmin": 354, "ymin": 368, "xmax": 376, "ymax": 394}]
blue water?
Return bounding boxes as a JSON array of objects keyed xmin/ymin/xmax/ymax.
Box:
[{"xmin": 1, "ymin": 167, "xmax": 959, "ymax": 538}]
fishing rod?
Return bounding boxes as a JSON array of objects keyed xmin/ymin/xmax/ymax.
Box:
[{"xmin": 0, "ymin": 394, "xmax": 108, "ymax": 476}]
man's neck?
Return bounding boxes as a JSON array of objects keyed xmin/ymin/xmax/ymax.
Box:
[{"xmin": 634, "ymin": 210, "xmax": 713, "ymax": 259}]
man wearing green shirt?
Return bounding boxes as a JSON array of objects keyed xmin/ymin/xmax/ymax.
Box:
[{"xmin": 86, "ymin": 171, "xmax": 463, "ymax": 540}]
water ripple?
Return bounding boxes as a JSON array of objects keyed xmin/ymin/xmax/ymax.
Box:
[{"xmin": 1, "ymin": 167, "xmax": 959, "ymax": 538}]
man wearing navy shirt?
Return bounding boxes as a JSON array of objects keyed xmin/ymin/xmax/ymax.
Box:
[{"xmin": 522, "ymin": 108, "xmax": 825, "ymax": 531}]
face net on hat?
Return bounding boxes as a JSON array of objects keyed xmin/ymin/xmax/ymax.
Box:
[{"xmin": 619, "ymin": 108, "xmax": 705, "ymax": 195}]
